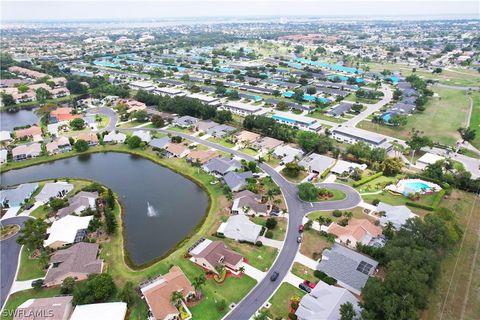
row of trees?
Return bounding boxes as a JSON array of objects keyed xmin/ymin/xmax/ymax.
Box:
[{"xmin": 243, "ymin": 115, "xmax": 298, "ymax": 142}]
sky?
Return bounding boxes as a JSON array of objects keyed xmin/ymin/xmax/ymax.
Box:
[{"xmin": 1, "ymin": 0, "xmax": 479, "ymax": 21}]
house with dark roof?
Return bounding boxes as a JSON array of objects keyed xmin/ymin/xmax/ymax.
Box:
[
  {"xmin": 318, "ymin": 243, "xmax": 378, "ymax": 295},
  {"xmin": 206, "ymin": 124, "xmax": 236, "ymax": 138},
  {"xmin": 223, "ymin": 171, "xmax": 253, "ymax": 192},
  {"xmin": 231, "ymin": 190, "xmax": 269, "ymax": 216},
  {"xmin": 0, "ymin": 183, "xmax": 39, "ymax": 208},
  {"xmin": 203, "ymin": 157, "xmax": 241, "ymax": 176},
  {"xmin": 149, "ymin": 136, "xmax": 170, "ymax": 150},
  {"xmin": 173, "ymin": 115, "xmax": 199, "ymax": 127},
  {"xmin": 328, "ymin": 102, "xmax": 353, "ymax": 117},
  {"xmin": 56, "ymin": 191, "xmax": 98, "ymax": 218},
  {"xmin": 190, "ymin": 240, "xmax": 243, "ymax": 274},
  {"xmin": 44, "ymin": 242, "xmax": 103, "ymax": 286}
]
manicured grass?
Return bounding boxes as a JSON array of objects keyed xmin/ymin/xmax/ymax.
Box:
[
  {"xmin": 319, "ymin": 189, "xmax": 346, "ymax": 201},
  {"xmin": 357, "ymin": 87, "xmax": 470, "ymax": 147},
  {"xmin": 468, "ymin": 92, "xmax": 480, "ymax": 149},
  {"xmin": 308, "ymin": 111, "xmax": 346, "ymax": 123},
  {"xmin": 265, "ymin": 157, "xmax": 280, "ymax": 168},
  {"xmin": 300, "ymin": 229, "xmax": 332, "ymax": 260},
  {"xmin": 251, "ymin": 217, "xmax": 287, "ymax": 241},
  {"xmin": 267, "ymin": 283, "xmax": 305, "ymax": 319},
  {"xmin": 362, "ymin": 191, "xmax": 438, "ymax": 217},
  {"xmin": 356, "ymin": 174, "xmax": 403, "ymax": 194},
  {"xmin": 423, "ymin": 190, "xmax": 480, "ymax": 320},
  {"xmin": 16, "ymin": 247, "xmax": 46, "ymax": 281},
  {"xmin": 291, "ymin": 262, "xmax": 317, "ymax": 283},
  {"xmin": 207, "ymin": 137, "xmax": 235, "ymax": 148},
  {"xmin": 281, "ymin": 170, "xmax": 309, "ymax": 183},
  {"xmin": 167, "ymin": 125, "xmax": 191, "ymax": 133},
  {"xmin": 116, "ymin": 120, "xmax": 148, "ymax": 129},
  {"xmin": 239, "ymin": 147, "xmax": 258, "ymax": 156},
  {"xmin": 308, "ymin": 207, "xmax": 374, "ymax": 223},
  {"xmin": 221, "ymin": 238, "xmax": 278, "ymax": 272},
  {"xmin": 0, "ymin": 224, "xmax": 19, "ymax": 240},
  {"xmin": 1, "ymin": 288, "xmax": 62, "ymax": 320}
]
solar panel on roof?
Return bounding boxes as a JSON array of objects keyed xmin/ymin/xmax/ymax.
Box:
[{"xmin": 356, "ymin": 261, "xmax": 373, "ymax": 275}]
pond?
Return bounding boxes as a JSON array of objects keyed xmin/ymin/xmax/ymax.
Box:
[
  {"xmin": 0, "ymin": 152, "xmax": 210, "ymax": 266},
  {"xmin": 0, "ymin": 108, "xmax": 40, "ymax": 131}
]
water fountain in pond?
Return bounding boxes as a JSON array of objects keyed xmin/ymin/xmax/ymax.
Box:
[{"xmin": 147, "ymin": 201, "xmax": 159, "ymax": 217}]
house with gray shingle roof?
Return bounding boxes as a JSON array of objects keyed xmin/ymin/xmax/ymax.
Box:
[
  {"xmin": 203, "ymin": 157, "xmax": 241, "ymax": 177},
  {"xmin": 56, "ymin": 191, "xmax": 98, "ymax": 218},
  {"xmin": 35, "ymin": 182, "xmax": 73, "ymax": 203},
  {"xmin": 0, "ymin": 183, "xmax": 39, "ymax": 207},
  {"xmin": 223, "ymin": 171, "xmax": 253, "ymax": 192},
  {"xmin": 206, "ymin": 124, "xmax": 236, "ymax": 138},
  {"xmin": 317, "ymin": 243, "xmax": 378, "ymax": 295},
  {"xmin": 377, "ymin": 202, "xmax": 416, "ymax": 230},
  {"xmin": 173, "ymin": 115, "xmax": 199, "ymax": 128},
  {"xmin": 44, "ymin": 242, "xmax": 103, "ymax": 286},
  {"xmin": 149, "ymin": 136, "xmax": 170, "ymax": 150}
]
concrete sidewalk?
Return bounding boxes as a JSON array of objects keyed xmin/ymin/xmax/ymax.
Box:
[{"xmin": 242, "ymin": 263, "xmax": 266, "ymax": 282}]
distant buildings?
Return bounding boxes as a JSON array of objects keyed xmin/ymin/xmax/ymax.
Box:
[{"xmin": 331, "ymin": 126, "xmax": 392, "ymax": 150}]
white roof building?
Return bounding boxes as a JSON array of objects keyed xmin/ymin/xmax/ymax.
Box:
[
  {"xmin": 44, "ymin": 215, "xmax": 93, "ymax": 249},
  {"xmin": 377, "ymin": 202, "xmax": 417, "ymax": 230},
  {"xmin": 103, "ymin": 131, "xmax": 126, "ymax": 143},
  {"xmin": 330, "ymin": 160, "xmax": 367, "ymax": 175},
  {"xmin": 217, "ymin": 215, "xmax": 262, "ymax": 243},
  {"xmin": 0, "ymin": 149, "xmax": 7, "ymax": 164},
  {"xmin": 0, "ymin": 131, "xmax": 12, "ymax": 142},
  {"xmin": 295, "ymin": 281, "xmax": 360, "ymax": 320},
  {"xmin": 416, "ymin": 153, "xmax": 444, "ymax": 169},
  {"xmin": 70, "ymin": 302, "xmax": 127, "ymax": 320},
  {"xmin": 132, "ymin": 130, "xmax": 152, "ymax": 143},
  {"xmin": 298, "ymin": 153, "xmax": 336, "ymax": 174},
  {"xmin": 273, "ymin": 145, "xmax": 304, "ymax": 164}
]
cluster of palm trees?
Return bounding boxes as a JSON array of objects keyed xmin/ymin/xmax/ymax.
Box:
[{"xmin": 169, "ymin": 274, "xmax": 207, "ymax": 308}]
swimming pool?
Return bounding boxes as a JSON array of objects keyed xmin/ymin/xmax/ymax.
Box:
[
  {"xmin": 385, "ymin": 179, "xmax": 441, "ymax": 196},
  {"xmin": 382, "ymin": 113, "xmax": 391, "ymax": 122},
  {"xmin": 404, "ymin": 181, "xmax": 432, "ymax": 193}
]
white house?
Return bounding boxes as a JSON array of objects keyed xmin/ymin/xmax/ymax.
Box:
[
  {"xmin": 44, "ymin": 215, "xmax": 93, "ymax": 249},
  {"xmin": 70, "ymin": 302, "xmax": 127, "ymax": 320},
  {"xmin": 217, "ymin": 215, "xmax": 262, "ymax": 243},
  {"xmin": 377, "ymin": 202, "xmax": 417, "ymax": 230}
]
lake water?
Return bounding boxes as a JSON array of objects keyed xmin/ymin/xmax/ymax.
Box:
[
  {"xmin": 0, "ymin": 108, "xmax": 40, "ymax": 131},
  {"xmin": 0, "ymin": 152, "xmax": 210, "ymax": 266}
]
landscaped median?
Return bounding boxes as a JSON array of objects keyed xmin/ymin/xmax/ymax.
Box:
[{"xmin": 0, "ymin": 143, "xmax": 276, "ymax": 320}]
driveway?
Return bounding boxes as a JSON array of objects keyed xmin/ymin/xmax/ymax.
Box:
[{"xmin": 0, "ymin": 216, "xmax": 30, "ymax": 311}]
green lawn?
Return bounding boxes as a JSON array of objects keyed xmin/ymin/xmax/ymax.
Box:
[
  {"xmin": 300, "ymin": 228, "xmax": 333, "ymax": 260},
  {"xmin": 308, "ymin": 111, "xmax": 346, "ymax": 123},
  {"xmin": 1, "ymin": 288, "xmax": 61, "ymax": 320},
  {"xmin": 308, "ymin": 207, "xmax": 374, "ymax": 223},
  {"xmin": 318, "ymin": 189, "xmax": 346, "ymax": 201},
  {"xmin": 220, "ymin": 238, "xmax": 278, "ymax": 272},
  {"xmin": 357, "ymin": 87, "xmax": 470, "ymax": 147},
  {"xmin": 208, "ymin": 137, "xmax": 235, "ymax": 148},
  {"xmin": 267, "ymin": 283, "xmax": 305, "ymax": 319},
  {"xmin": 468, "ymin": 92, "xmax": 480, "ymax": 149},
  {"xmin": 239, "ymin": 147, "xmax": 258, "ymax": 156},
  {"xmin": 362, "ymin": 191, "xmax": 438, "ymax": 217},
  {"xmin": 16, "ymin": 247, "xmax": 46, "ymax": 281},
  {"xmin": 116, "ymin": 120, "xmax": 149, "ymax": 129},
  {"xmin": 251, "ymin": 217, "xmax": 287, "ymax": 241},
  {"xmin": 291, "ymin": 262, "xmax": 317, "ymax": 283},
  {"xmin": 281, "ymin": 170, "xmax": 309, "ymax": 183},
  {"xmin": 355, "ymin": 174, "xmax": 403, "ymax": 194}
]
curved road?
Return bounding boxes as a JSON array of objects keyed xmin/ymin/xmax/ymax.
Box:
[
  {"xmin": 125, "ymin": 127, "xmax": 361, "ymax": 319},
  {"xmin": 0, "ymin": 216, "xmax": 30, "ymax": 310}
]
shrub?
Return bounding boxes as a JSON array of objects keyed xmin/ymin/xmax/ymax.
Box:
[
  {"xmin": 266, "ymin": 217, "xmax": 278, "ymax": 229},
  {"xmin": 265, "ymin": 230, "xmax": 274, "ymax": 239},
  {"xmin": 332, "ymin": 210, "xmax": 342, "ymax": 217},
  {"xmin": 313, "ymin": 270, "xmax": 337, "ymax": 285},
  {"xmin": 372, "ymin": 199, "xmax": 380, "ymax": 206},
  {"xmin": 255, "ymin": 241, "xmax": 263, "ymax": 247},
  {"xmin": 406, "ymin": 202, "xmax": 434, "ymax": 211}
]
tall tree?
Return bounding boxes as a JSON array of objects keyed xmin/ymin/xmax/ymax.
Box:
[
  {"xmin": 406, "ymin": 129, "xmax": 433, "ymax": 164},
  {"xmin": 16, "ymin": 219, "xmax": 48, "ymax": 250}
]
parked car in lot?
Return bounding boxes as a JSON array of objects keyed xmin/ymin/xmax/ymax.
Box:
[
  {"xmin": 270, "ymin": 271, "xmax": 279, "ymax": 281},
  {"xmin": 299, "ymin": 282, "xmax": 312, "ymax": 293},
  {"xmin": 303, "ymin": 280, "xmax": 316, "ymax": 289}
]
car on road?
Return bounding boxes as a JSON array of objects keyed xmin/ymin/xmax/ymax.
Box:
[
  {"xmin": 270, "ymin": 271, "xmax": 279, "ymax": 281},
  {"xmin": 298, "ymin": 224, "xmax": 304, "ymax": 233},
  {"xmin": 25, "ymin": 203, "xmax": 34, "ymax": 210},
  {"xmin": 297, "ymin": 235, "xmax": 303, "ymax": 243},
  {"xmin": 299, "ymin": 282, "xmax": 312, "ymax": 293}
]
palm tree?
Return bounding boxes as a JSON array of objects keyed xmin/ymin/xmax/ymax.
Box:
[
  {"xmin": 266, "ymin": 189, "xmax": 275, "ymax": 205},
  {"xmin": 170, "ymin": 291, "xmax": 183, "ymax": 307},
  {"xmin": 344, "ymin": 211, "xmax": 353, "ymax": 220},
  {"xmin": 266, "ymin": 149, "xmax": 274, "ymax": 162},
  {"xmin": 253, "ymin": 310, "xmax": 271, "ymax": 320},
  {"xmin": 192, "ymin": 275, "xmax": 206, "ymax": 295},
  {"xmin": 317, "ymin": 216, "xmax": 326, "ymax": 225},
  {"xmin": 215, "ymin": 264, "xmax": 225, "ymax": 275}
]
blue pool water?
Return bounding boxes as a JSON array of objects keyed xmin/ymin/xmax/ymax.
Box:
[
  {"xmin": 283, "ymin": 91, "xmax": 294, "ymax": 98},
  {"xmin": 404, "ymin": 182, "xmax": 432, "ymax": 193},
  {"xmin": 382, "ymin": 113, "xmax": 391, "ymax": 122}
]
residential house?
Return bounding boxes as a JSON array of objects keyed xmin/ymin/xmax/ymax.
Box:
[
  {"xmin": 377, "ymin": 202, "xmax": 416, "ymax": 230},
  {"xmin": 11, "ymin": 143, "xmax": 41, "ymax": 161},
  {"xmin": 0, "ymin": 131, "xmax": 12, "ymax": 143},
  {"xmin": 298, "ymin": 153, "xmax": 336, "ymax": 175},
  {"xmin": 186, "ymin": 150, "xmax": 218, "ymax": 164},
  {"xmin": 69, "ymin": 302, "xmax": 127, "ymax": 320},
  {"xmin": 14, "ymin": 126, "xmax": 42, "ymax": 139},
  {"xmin": 318, "ymin": 244, "xmax": 379, "ymax": 295},
  {"xmin": 173, "ymin": 116, "xmax": 199, "ymax": 128},
  {"xmin": 0, "ymin": 183, "xmax": 38, "ymax": 208},
  {"xmin": 44, "ymin": 242, "xmax": 103, "ymax": 286},
  {"xmin": 164, "ymin": 143, "xmax": 190, "ymax": 158},
  {"xmin": 0, "ymin": 149, "xmax": 7, "ymax": 164},
  {"xmin": 35, "ymin": 182, "xmax": 73, "ymax": 203},
  {"xmin": 49, "ymin": 107, "xmax": 80, "ymax": 123},
  {"xmin": 203, "ymin": 157, "xmax": 241, "ymax": 177},
  {"xmin": 330, "ymin": 160, "xmax": 367, "ymax": 176},
  {"xmin": 103, "ymin": 131, "xmax": 127, "ymax": 144},
  {"xmin": 190, "ymin": 239, "xmax": 243, "ymax": 274},
  {"xmin": 194, "ymin": 120, "xmax": 219, "ymax": 133},
  {"xmin": 327, "ymin": 102, "xmax": 353, "ymax": 117},
  {"xmin": 116, "ymin": 99, "xmax": 147, "ymax": 113},
  {"xmin": 140, "ymin": 266, "xmax": 195, "ymax": 320},
  {"xmin": 44, "ymin": 215, "xmax": 93, "ymax": 249},
  {"xmin": 231, "ymin": 190, "xmax": 269, "ymax": 216},
  {"xmin": 236, "ymin": 130, "xmax": 260, "ymax": 147},
  {"xmin": 252, "ymin": 137, "xmax": 283, "ymax": 152},
  {"xmin": 416, "ymin": 153, "xmax": 445, "ymax": 169},
  {"xmin": 331, "ymin": 127, "xmax": 392, "ymax": 151},
  {"xmin": 217, "ymin": 215, "xmax": 262, "ymax": 243},
  {"xmin": 132, "ymin": 130, "xmax": 152, "ymax": 143},
  {"xmin": 75, "ymin": 133, "xmax": 98, "ymax": 146},
  {"xmin": 149, "ymin": 136, "xmax": 170, "ymax": 150},
  {"xmin": 46, "ymin": 137, "xmax": 71, "ymax": 154},
  {"xmin": 223, "ymin": 171, "xmax": 254, "ymax": 192},
  {"xmin": 56, "ymin": 191, "xmax": 98, "ymax": 218},
  {"xmin": 327, "ymin": 218, "xmax": 382, "ymax": 248},
  {"xmin": 13, "ymin": 296, "xmax": 73, "ymax": 320},
  {"xmin": 295, "ymin": 281, "xmax": 360, "ymax": 320},
  {"xmin": 273, "ymin": 145, "xmax": 304, "ymax": 164},
  {"xmin": 206, "ymin": 124, "xmax": 236, "ymax": 138}
]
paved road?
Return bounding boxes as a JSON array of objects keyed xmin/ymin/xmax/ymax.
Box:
[
  {"xmin": 433, "ymin": 83, "xmax": 480, "ymax": 91},
  {"xmin": 0, "ymin": 216, "xmax": 30, "ymax": 311},
  {"xmin": 90, "ymin": 106, "xmax": 118, "ymax": 132},
  {"xmin": 123, "ymin": 127, "xmax": 361, "ymax": 319}
]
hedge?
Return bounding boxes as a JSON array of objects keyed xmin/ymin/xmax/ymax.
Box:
[
  {"xmin": 313, "ymin": 270, "xmax": 337, "ymax": 285},
  {"xmin": 353, "ymin": 172, "xmax": 383, "ymax": 187},
  {"xmin": 320, "ymin": 168, "xmax": 331, "ymax": 179},
  {"xmin": 406, "ymin": 202, "xmax": 434, "ymax": 211},
  {"xmin": 431, "ymin": 189, "xmax": 446, "ymax": 209}
]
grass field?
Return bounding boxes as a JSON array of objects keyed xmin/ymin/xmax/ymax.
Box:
[
  {"xmin": 16, "ymin": 247, "xmax": 46, "ymax": 281},
  {"xmin": 308, "ymin": 207, "xmax": 374, "ymax": 223},
  {"xmin": 308, "ymin": 111, "xmax": 346, "ymax": 123},
  {"xmin": 291, "ymin": 262, "xmax": 317, "ymax": 283},
  {"xmin": 468, "ymin": 92, "xmax": 480, "ymax": 149},
  {"xmin": 300, "ymin": 229, "xmax": 332, "ymax": 260},
  {"xmin": 252, "ymin": 216, "xmax": 287, "ymax": 241},
  {"xmin": 267, "ymin": 283, "xmax": 305, "ymax": 319},
  {"xmin": 357, "ymin": 87, "xmax": 470, "ymax": 146},
  {"xmin": 422, "ymin": 190, "xmax": 480, "ymax": 320}
]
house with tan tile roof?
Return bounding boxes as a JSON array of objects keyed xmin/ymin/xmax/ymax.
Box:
[
  {"xmin": 11, "ymin": 143, "xmax": 42, "ymax": 161},
  {"xmin": 75, "ymin": 133, "xmax": 98, "ymax": 146},
  {"xmin": 186, "ymin": 150, "xmax": 218, "ymax": 164},
  {"xmin": 50, "ymin": 107, "xmax": 80, "ymax": 123},
  {"xmin": 165, "ymin": 143, "xmax": 190, "ymax": 158},
  {"xmin": 327, "ymin": 218, "xmax": 382, "ymax": 248},
  {"xmin": 14, "ymin": 125, "xmax": 42, "ymax": 139},
  {"xmin": 140, "ymin": 266, "xmax": 195, "ymax": 320},
  {"xmin": 14, "ymin": 296, "xmax": 73, "ymax": 320},
  {"xmin": 236, "ymin": 130, "xmax": 260, "ymax": 146}
]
